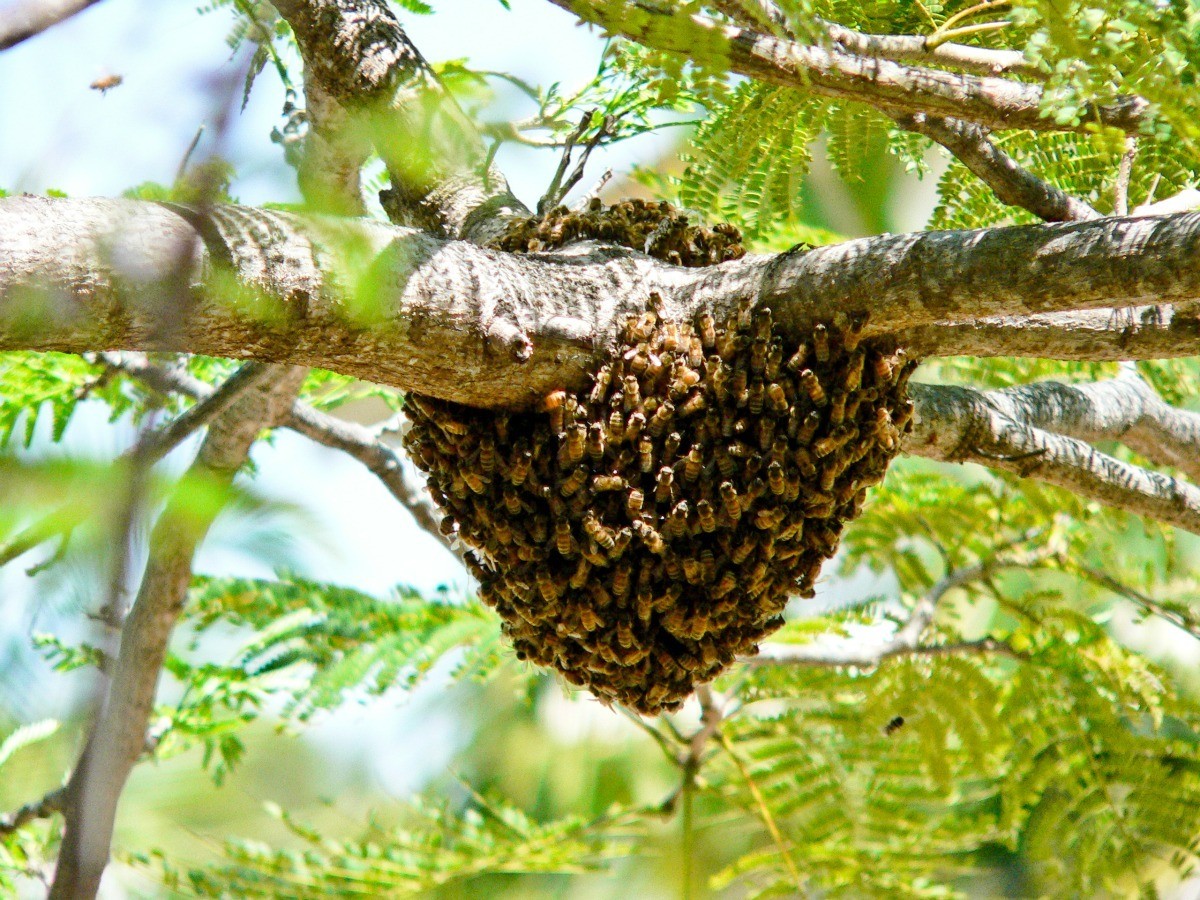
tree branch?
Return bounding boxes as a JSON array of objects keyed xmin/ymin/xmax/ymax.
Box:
[
  {"xmin": 906, "ymin": 382, "xmax": 1200, "ymax": 536},
  {"xmin": 0, "ymin": 786, "xmax": 66, "ymax": 837},
  {"xmin": 552, "ymin": 0, "xmax": 1148, "ymax": 134},
  {"xmin": 895, "ymin": 305, "xmax": 1200, "ymax": 360},
  {"xmin": 0, "ymin": 0, "xmax": 102, "ymax": 51},
  {"xmin": 8, "ymin": 198, "xmax": 1200, "ymax": 408},
  {"xmin": 95, "ymin": 352, "xmax": 454, "ymax": 555},
  {"xmin": 753, "ymin": 533, "xmax": 1038, "ymax": 666},
  {"xmin": 48, "ymin": 369, "xmax": 304, "ymax": 899},
  {"xmin": 273, "ymin": 0, "xmax": 527, "ymax": 238},
  {"xmin": 979, "ymin": 367, "xmax": 1200, "ymax": 484},
  {"xmin": 895, "ymin": 113, "xmax": 1099, "ymax": 222}
]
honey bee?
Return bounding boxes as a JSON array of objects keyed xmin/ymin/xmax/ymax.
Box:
[
  {"xmin": 696, "ymin": 499, "xmax": 717, "ymax": 532},
  {"xmin": 611, "ymin": 527, "xmax": 633, "ymax": 559},
  {"xmin": 90, "ymin": 73, "xmax": 124, "ymax": 94},
  {"xmin": 638, "ymin": 436, "xmax": 655, "ymax": 473},
  {"xmin": 752, "ymin": 306, "xmax": 772, "ymax": 339},
  {"xmin": 871, "ymin": 351, "xmax": 896, "ymax": 382},
  {"xmin": 613, "ymin": 562, "xmax": 632, "ymax": 600},
  {"xmin": 679, "ymin": 393, "xmax": 706, "ymax": 418},
  {"xmin": 649, "ymin": 401, "xmax": 675, "ymax": 437},
  {"xmin": 813, "ymin": 427, "xmax": 853, "ymax": 459},
  {"xmin": 748, "ymin": 380, "xmax": 765, "ymax": 415},
  {"xmin": 683, "ymin": 445, "xmax": 704, "ymax": 483},
  {"xmin": 786, "ymin": 344, "xmax": 809, "ymax": 373},
  {"xmin": 697, "ymin": 312, "xmax": 717, "ymax": 349},
  {"xmin": 586, "ymin": 423, "xmax": 606, "ymax": 463},
  {"xmin": 719, "ymin": 482, "xmax": 742, "ymax": 523},
  {"xmin": 754, "ymin": 507, "xmax": 785, "ymax": 530},
  {"xmin": 765, "ymin": 382, "xmax": 788, "ymax": 416},
  {"xmin": 559, "ymin": 466, "xmax": 587, "ymax": 497},
  {"xmin": 536, "ymin": 569, "xmax": 560, "ymax": 602},
  {"xmin": 712, "ymin": 571, "xmax": 737, "ymax": 598},
  {"xmin": 590, "ymin": 366, "xmax": 612, "ymax": 406},
  {"xmin": 699, "ymin": 548, "xmax": 716, "ymax": 581},
  {"xmin": 667, "ymin": 501, "xmax": 689, "ymax": 540},
  {"xmin": 625, "ymin": 410, "xmax": 646, "ymax": 443},
  {"xmin": 750, "ymin": 337, "xmax": 768, "ymax": 375},
  {"xmin": 636, "ymin": 586, "xmax": 654, "ymax": 622},
  {"xmin": 629, "ymin": 310, "xmax": 657, "ymax": 342},
  {"xmin": 757, "ymin": 416, "xmax": 775, "ymax": 451},
  {"xmin": 477, "ymin": 436, "xmax": 496, "ymax": 475},
  {"xmin": 664, "ymin": 555, "xmax": 683, "ymax": 580},
  {"xmin": 813, "ymin": 324, "xmax": 830, "ymax": 364},
  {"xmin": 829, "ymin": 391, "xmax": 848, "ymax": 426},
  {"xmin": 799, "ymin": 370, "xmax": 827, "ymax": 406},
  {"xmin": 765, "ymin": 346, "xmax": 783, "ymax": 381},
  {"xmin": 545, "ymin": 390, "xmax": 567, "ymax": 433},
  {"xmin": 766, "ymin": 461, "xmax": 786, "ymax": 495},
  {"xmin": 655, "ymin": 465, "xmax": 675, "ymax": 503},
  {"xmin": 633, "ymin": 519, "xmax": 665, "ymax": 554},
  {"xmin": 593, "ymin": 474, "xmax": 625, "ymax": 492},
  {"xmin": 570, "ymin": 556, "xmax": 592, "ymax": 589},
  {"xmin": 555, "ymin": 518, "xmax": 577, "ymax": 556},
  {"xmin": 681, "ymin": 557, "xmax": 702, "ymax": 584},
  {"xmin": 607, "ymin": 408, "xmax": 626, "ymax": 444},
  {"xmin": 583, "ymin": 512, "xmax": 615, "ymax": 549},
  {"xmin": 463, "ymin": 471, "xmax": 487, "ymax": 494},
  {"xmin": 588, "ymin": 581, "xmax": 613, "ymax": 608},
  {"xmin": 626, "ymin": 488, "xmax": 645, "ymax": 517},
  {"xmin": 623, "ymin": 375, "xmax": 641, "ymax": 411},
  {"xmin": 664, "ymin": 431, "xmax": 682, "ymax": 462},
  {"xmin": 580, "ymin": 606, "xmax": 602, "ymax": 632}
]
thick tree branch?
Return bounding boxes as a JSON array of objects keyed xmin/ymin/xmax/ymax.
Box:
[
  {"xmin": 48, "ymin": 369, "xmax": 304, "ymax": 899},
  {"xmin": 553, "ymin": 0, "xmax": 1148, "ymax": 134},
  {"xmin": 0, "ymin": 0, "xmax": 102, "ymax": 51},
  {"xmin": 7, "ymin": 198, "xmax": 1200, "ymax": 408},
  {"xmin": 896, "ymin": 305, "xmax": 1200, "ymax": 361},
  {"xmin": 895, "ymin": 113, "xmax": 1099, "ymax": 222},
  {"xmin": 980, "ymin": 367, "xmax": 1200, "ymax": 484},
  {"xmin": 273, "ymin": 0, "xmax": 527, "ymax": 238},
  {"xmin": 905, "ymin": 382, "xmax": 1200, "ymax": 536}
]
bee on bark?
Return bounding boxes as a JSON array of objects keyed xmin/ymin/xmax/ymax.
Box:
[
  {"xmin": 697, "ymin": 313, "xmax": 717, "ymax": 349},
  {"xmin": 545, "ymin": 390, "xmax": 567, "ymax": 434},
  {"xmin": 751, "ymin": 306, "xmax": 772, "ymax": 339},
  {"xmin": 590, "ymin": 366, "xmax": 612, "ymax": 407},
  {"xmin": 813, "ymin": 324, "xmax": 830, "ymax": 364}
]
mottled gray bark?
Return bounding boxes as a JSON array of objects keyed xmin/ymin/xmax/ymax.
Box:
[
  {"xmin": 905, "ymin": 382, "xmax": 1200, "ymax": 535},
  {"xmin": 5, "ymin": 196, "xmax": 1200, "ymax": 408}
]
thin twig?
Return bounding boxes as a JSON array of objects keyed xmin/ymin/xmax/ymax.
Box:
[
  {"xmin": 0, "ymin": 786, "xmax": 67, "ymax": 837},
  {"xmin": 1114, "ymin": 135, "xmax": 1137, "ymax": 216}
]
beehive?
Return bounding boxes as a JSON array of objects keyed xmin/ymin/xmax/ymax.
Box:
[{"xmin": 401, "ymin": 202, "xmax": 915, "ymax": 713}]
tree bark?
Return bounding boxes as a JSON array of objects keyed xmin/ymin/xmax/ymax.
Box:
[{"xmin": 4, "ymin": 196, "xmax": 1200, "ymax": 407}]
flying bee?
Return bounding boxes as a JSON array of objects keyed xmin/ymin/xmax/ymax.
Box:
[
  {"xmin": 697, "ymin": 499, "xmax": 717, "ymax": 532},
  {"xmin": 639, "ymin": 436, "xmax": 655, "ymax": 473},
  {"xmin": 623, "ymin": 375, "xmax": 641, "ymax": 412},
  {"xmin": 90, "ymin": 73, "xmax": 124, "ymax": 94},
  {"xmin": 649, "ymin": 401, "xmax": 674, "ymax": 437},
  {"xmin": 544, "ymin": 390, "xmax": 567, "ymax": 434},
  {"xmin": 799, "ymin": 370, "xmax": 827, "ymax": 406},
  {"xmin": 884, "ymin": 715, "xmax": 905, "ymax": 736},
  {"xmin": 697, "ymin": 312, "xmax": 717, "ymax": 349},
  {"xmin": 655, "ymin": 465, "xmax": 675, "ymax": 503}
]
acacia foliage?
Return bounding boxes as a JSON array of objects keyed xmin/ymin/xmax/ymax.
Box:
[{"xmin": 5, "ymin": 0, "xmax": 1200, "ymax": 897}]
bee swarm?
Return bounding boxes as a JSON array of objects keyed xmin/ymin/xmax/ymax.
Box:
[{"xmin": 402, "ymin": 202, "xmax": 915, "ymax": 714}]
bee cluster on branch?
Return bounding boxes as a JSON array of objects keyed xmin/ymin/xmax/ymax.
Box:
[
  {"xmin": 491, "ymin": 197, "xmax": 747, "ymax": 265},
  {"xmin": 402, "ymin": 202, "xmax": 915, "ymax": 714}
]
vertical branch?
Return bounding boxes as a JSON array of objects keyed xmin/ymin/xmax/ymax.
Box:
[{"xmin": 48, "ymin": 369, "xmax": 305, "ymax": 900}]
